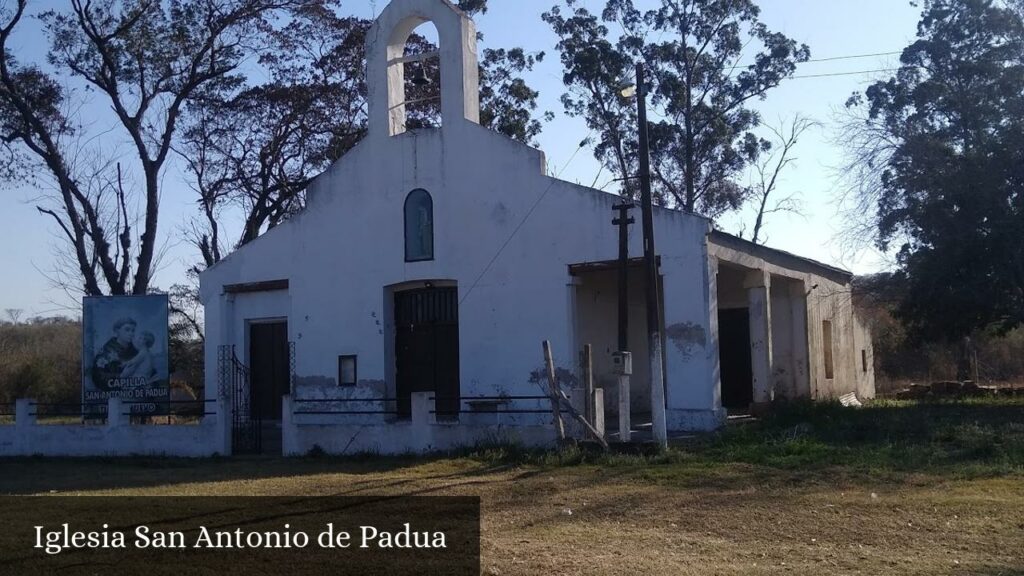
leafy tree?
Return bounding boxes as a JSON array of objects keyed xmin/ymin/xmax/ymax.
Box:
[
  {"xmin": 850, "ymin": 0, "xmax": 1024, "ymax": 338},
  {"xmin": 543, "ymin": 0, "xmax": 808, "ymax": 218}
]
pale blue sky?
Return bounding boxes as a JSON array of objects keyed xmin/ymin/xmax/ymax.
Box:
[{"xmin": 0, "ymin": 0, "xmax": 922, "ymax": 317}]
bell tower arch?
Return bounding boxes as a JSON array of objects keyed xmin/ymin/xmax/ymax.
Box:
[{"xmin": 366, "ymin": 0, "xmax": 480, "ymax": 137}]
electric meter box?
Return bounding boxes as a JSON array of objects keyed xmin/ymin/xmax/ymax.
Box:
[{"xmin": 611, "ymin": 351, "xmax": 632, "ymax": 375}]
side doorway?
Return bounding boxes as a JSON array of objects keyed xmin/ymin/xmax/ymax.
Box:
[
  {"xmin": 394, "ymin": 286, "xmax": 460, "ymax": 419},
  {"xmin": 718, "ymin": 308, "xmax": 754, "ymax": 412},
  {"xmin": 249, "ymin": 320, "xmax": 290, "ymax": 453}
]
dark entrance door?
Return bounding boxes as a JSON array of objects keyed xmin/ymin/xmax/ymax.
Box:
[
  {"xmin": 250, "ymin": 321, "xmax": 290, "ymax": 421},
  {"xmin": 394, "ymin": 287, "xmax": 460, "ymax": 419},
  {"xmin": 718, "ymin": 308, "xmax": 753, "ymax": 411}
]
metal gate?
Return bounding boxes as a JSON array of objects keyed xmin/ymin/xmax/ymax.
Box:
[
  {"xmin": 394, "ymin": 286, "xmax": 460, "ymax": 419},
  {"xmin": 218, "ymin": 345, "xmax": 261, "ymax": 454}
]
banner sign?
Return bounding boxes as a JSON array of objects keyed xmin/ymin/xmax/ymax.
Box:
[
  {"xmin": 1, "ymin": 496, "xmax": 481, "ymax": 576},
  {"xmin": 82, "ymin": 295, "xmax": 170, "ymax": 415}
]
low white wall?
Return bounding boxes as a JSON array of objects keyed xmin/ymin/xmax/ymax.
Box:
[
  {"xmin": 0, "ymin": 398, "xmax": 229, "ymax": 458},
  {"xmin": 283, "ymin": 393, "xmax": 556, "ymax": 456}
]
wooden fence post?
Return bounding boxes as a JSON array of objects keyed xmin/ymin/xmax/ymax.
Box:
[{"xmin": 543, "ymin": 340, "xmax": 566, "ymax": 441}]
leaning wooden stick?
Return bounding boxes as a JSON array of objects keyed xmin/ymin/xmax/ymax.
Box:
[
  {"xmin": 582, "ymin": 344, "xmax": 594, "ymax": 424},
  {"xmin": 542, "ymin": 340, "xmax": 566, "ymax": 441},
  {"xmin": 554, "ymin": 386, "xmax": 609, "ymax": 450}
]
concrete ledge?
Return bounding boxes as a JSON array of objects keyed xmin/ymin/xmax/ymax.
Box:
[
  {"xmin": 284, "ymin": 422, "xmax": 554, "ymax": 456},
  {"xmin": 666, "ymin": 408, "xmax": 726, "ymax": 432}
]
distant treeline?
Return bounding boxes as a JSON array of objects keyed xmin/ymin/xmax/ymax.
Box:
[
  {"xmin": 855, "ymin": 275, "xmax": 1024, "ymax": 392},
  {"xmin": 0, "ymin": 318, "xmax": 203, "ymax": 405},
  {"xmin": 3, "ymin": 298, "xmax": 1021, "ymax": 403}
]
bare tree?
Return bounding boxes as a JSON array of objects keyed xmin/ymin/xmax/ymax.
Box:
[
  {"xmin": 832, "ymin": 93, "xmax": 900, "ymax": 259},
  {"xmin": 747, "ymin": 115, "xmax": 817, "ymax": 245},
  {"xmin": 4, "ymin": 308, "xmax": 23, "ymax": 324},
  {"xmin": 0, "ymin": 0, "xmax": 305, "ymax": 297}
]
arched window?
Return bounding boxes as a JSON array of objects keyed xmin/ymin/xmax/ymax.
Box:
[{"xmin": 404, "ymin": 189, "xmax": 434, "ymax": 262}]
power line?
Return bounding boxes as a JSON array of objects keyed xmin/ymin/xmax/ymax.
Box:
[
  {"xmin": 459, "ymin": 134, "xmax": 592, "ymax": 306},
  {"xmin": 804, "ymin": 51, "xmax": 902, "ymax": 63},
  {"xmin": 790, "ymin": 67, "xmax": 909, "ymax": 80},
  {"xmin": 735, "ymin": 50, "xmax": 903, "ymax": 69}
]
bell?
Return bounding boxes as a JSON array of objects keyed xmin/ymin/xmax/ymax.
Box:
[{"xmin": 411, "ymin": 65, "xmax": 431, "ymax": 87}]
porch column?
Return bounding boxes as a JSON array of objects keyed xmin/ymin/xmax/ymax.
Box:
[
  {"xmin": 788, "ymin": 281, "xmax": 811, "ymax": 398},
  {"xmin": 745, "ymin": 270, "xmax": 773, "ymax": 407}
]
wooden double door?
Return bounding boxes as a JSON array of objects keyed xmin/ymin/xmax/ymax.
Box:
[{"xmin": 394, "ymin": 287, "xmax": 461, "ymax": 419}]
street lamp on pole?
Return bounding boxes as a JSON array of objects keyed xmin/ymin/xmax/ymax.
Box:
[{"xmin": 621, "ymin": 62, "xmax": 668, "ymax": 449}]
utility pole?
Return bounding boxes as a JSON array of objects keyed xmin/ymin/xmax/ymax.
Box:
[
  {"xmin": 612, "ymin": 202, "xmax": 635, "ymax": 350},
  {"xmin": 634, "ymin": 62, "xmax": 668, "ymax": 448},
  {"xmin": 612, "ymin": 201, "xmax": 635, "ymax": 442}
]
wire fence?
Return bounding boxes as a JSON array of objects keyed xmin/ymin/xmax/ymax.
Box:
[{"xmin": 292, "ymin": 398, "xmax": 400, "ymax": 416}]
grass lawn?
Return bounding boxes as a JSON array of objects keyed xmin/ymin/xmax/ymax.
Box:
[{"xmin": 1, "ymin": 398, "xmax": 1022, "ymax": 575}]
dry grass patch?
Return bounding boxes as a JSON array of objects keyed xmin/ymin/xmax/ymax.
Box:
[{"xmin": 1, "ymin": 399, "xmax": 1022, "ymax": 575}]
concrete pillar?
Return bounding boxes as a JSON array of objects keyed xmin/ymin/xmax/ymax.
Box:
[
  {"xmin": 707, "ymin": 256, "xmax": 722, "ymax": 412},
  {"xmin": 745, "ymin": 270, "xmax": 773, "ymax": 409},
  {"xmin": 788, "ymin": 281, "xmax": 811, "ymax": 398},
  {"xmin": 15, "ymin": 398, "xmax": 35, "ymax": 428},
  {"xmin": 281, "ymin": 395, "xmax": 294, "ymax": 457},
  {"xmin": 410, "ymin": 392, "xmax": 435, "ymax": 453},
  {"xmin": 411, "ymin": 392, "xmax": 434, "ymax": 427},
  {"xmin": 593, "ymin": 389, "xmax": 605, "ymax": 439},
  {"xmin": 215, "ymin": 396, "xmax": 232, "ymax": 457},
  {"xmin": 14, "ymin": 399, "xmax": 34, "ymax": 456},
  {"xmin": 617, "ymin": 374, "xmax": 631, "ymax": 442},
  {"xmin": 107, "ymin": 398, "xmax": 125, "ymax": 429}
]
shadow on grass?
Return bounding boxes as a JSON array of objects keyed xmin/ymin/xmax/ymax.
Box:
[
  {"xmin": 0, "ymin": 398, "xmax": 1021, "ymax": 494},
  {"xmin": 0, "ymin": 452, "xmax": 533, "ymax": 495}
]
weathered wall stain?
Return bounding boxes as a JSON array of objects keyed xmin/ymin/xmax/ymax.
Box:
[
  {"xmin": 491, "ymin": 202, "xmax": 510, "ymax": 225},
  {"xmin": 665, "ymin": 322, "xmax": 707, "ymax": 359}
]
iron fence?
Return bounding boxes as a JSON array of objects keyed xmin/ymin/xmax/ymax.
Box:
[
  {"xmin": 22, "ymin": 400, "xmax": 216, "ymax": 423},
  {"xmin": 429, "ymin": 395, "xmax": 554, "ymax": 416},
  {"xmin": 25, "ymin": 402, "xmax": 106, "ymax": 424},
  {"xmin": 120, "ymin": 399, "xmax": 217, "ymax": 417}
]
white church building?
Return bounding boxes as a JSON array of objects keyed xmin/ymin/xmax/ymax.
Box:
[{"xmin": 200, "ymin": 0, "xmax": 874, "ymax": 455}]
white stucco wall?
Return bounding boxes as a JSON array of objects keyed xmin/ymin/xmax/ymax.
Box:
[
  {"xmin": 200, "ymin": 120, "xmax": 719, "ymax": 433},
  {"xmin": 0, "ymin": 399, "xmax": 228, "ymax": 457}
]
